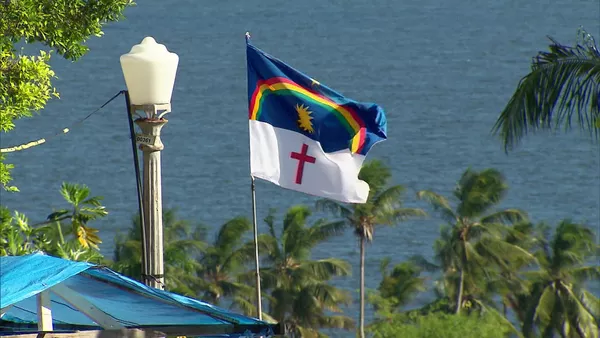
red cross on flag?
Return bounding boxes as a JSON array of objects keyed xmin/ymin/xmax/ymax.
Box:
[
  {"xmin": 246, "ymin": 41, "xmax": 387, "ymax": 204},
  {"xmin": 250, "ymin": 121, "xmax": 372, "ymax": 203}
]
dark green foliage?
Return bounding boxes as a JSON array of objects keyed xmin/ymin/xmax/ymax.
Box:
[
  {"xmin": 0, "ymin": 182, "xmax": 107, "ymax": 262},
  {"xmin": 518, "ymin": 221, "xmax": 600, "ymax": 338},
  {"xmin": 0, "ymin": 0, "xmax": 134, "ymax": 190},
  {"xmin": 196, "ymin": 216, "xmax": 256, "ymax": 306},
  {"xmin": 493, "ymin": 28, "xmax": 600, "ymax": 151},
  {"xmin": 1, "ymin": 0, "xmax": 133, "ymax": 60},
  {"xmin": 253, "ymin": 206, "xmax": 354, "ymax": 337},
  {"xmin": 368, "ymin": 259, "xmax": 426, "ymax": 315},
  {"xmin": 111, "ymin": 208, "xmax": 205, "ymax": 296},
  {"xmin": 2, "ymin": 164, "xmax": 598, "ymax": 338},
  {"xmin": 416, "ymin": 168, "xmax": 533, "ymax": 315},
  {"xmin": 368, "ymin": 311, "xmax": 514, "ymax": 338}
]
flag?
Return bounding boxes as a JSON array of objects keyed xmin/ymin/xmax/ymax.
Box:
[{"xmin": 246, "ymin": 38, "xmax": 387, "ymax": 203}]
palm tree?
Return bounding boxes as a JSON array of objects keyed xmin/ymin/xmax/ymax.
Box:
[
  {"xmin": 255, "ymin": 205, "xmax": 354, "ymax": 337},
  {"xmin": 520, "ymin": 220, "xmax": 599, "ymax": 338},
  {"xmin": 369, "ymin": 258, "xmax": 426, "ymax": 316},
  {"xmin": 416, "ymin": 168, "xmax": 535, "ymax": 314},
  {"xmin": 0, "ymin": 207, "xmax": 45, "ymax": 256},
  {"xmin": 111, "ymin": 208, "xmax": 205, "ymax": 296},
  {"xmin": 196, "ymin": 216, "xmax": 256, "ymax": 307},
  {"xmin": 0, "ymin": 183, "xmax": 107, "ymax": 263},
  {"xmin": 492, "ymin": 28, "xmax": 600, "ymax": 151},
  {"xmin": 46, "ymin": 182, "xmax": 108, "ymax": 251},
  {"xmin": 316, "ymin": 160, "xmax": 426, "ymax": 338},
  {"xmin": 493, "ymin": 221, "xmax": 541, "ymax": 321}
]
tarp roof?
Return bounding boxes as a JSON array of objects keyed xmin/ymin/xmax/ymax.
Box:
[{"xmin": 0, "ymin": 253, "xmax": 279, "ymax": 337}]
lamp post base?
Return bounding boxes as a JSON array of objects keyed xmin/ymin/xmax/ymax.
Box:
[{"xmin": 132, "ymin": 104, "xmax": 169, "ymax": 290}]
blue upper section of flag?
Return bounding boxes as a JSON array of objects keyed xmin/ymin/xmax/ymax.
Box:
[{"xmin": 246, "ymin": 40, "xmax": 387, "ymax": 155}]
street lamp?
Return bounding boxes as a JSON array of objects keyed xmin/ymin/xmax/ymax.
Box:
[{"xmin": 120, "ymin": 37, "xmax": 179, "ymax": 289}]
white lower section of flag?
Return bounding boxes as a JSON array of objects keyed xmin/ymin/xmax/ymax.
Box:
[{"xmin": 249, "ymin": 120, "xmax": 369, "ymax": 203}]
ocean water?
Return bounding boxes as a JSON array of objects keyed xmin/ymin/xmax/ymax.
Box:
[{"xmin": 2, "ymin": 0, "xmax": 599, "ymax": 333}]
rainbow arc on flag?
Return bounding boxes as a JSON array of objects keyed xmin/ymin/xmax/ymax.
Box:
[
  {"xmin": 249, "ymin": 77, "xmax": 369, "ymax": 154},
  {"xmin": 246, "ymin": 41, "xmax": 387, "ymax": 156}
]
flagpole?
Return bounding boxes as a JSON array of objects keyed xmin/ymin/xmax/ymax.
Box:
[
  {"xmin": 246, "ymin": 31, "xmax": 262, "ymax": 321},
  {"xmin": 251, "ymin": 176, "xmax": 263, "ymax": 320}
]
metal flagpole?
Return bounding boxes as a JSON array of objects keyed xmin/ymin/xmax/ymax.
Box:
[
  {"xmin": 246, "ymin": 31, "xmax": 263, "ymax": 321},
  {"xmin": 251, "ymin": 176, "xmax": 263, "ymax": 320}
]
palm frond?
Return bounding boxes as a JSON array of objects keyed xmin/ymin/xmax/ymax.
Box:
[
  {"xmin": 294, "ymin": 325, "xmax": 315, "ymax": 338},
  {"xmin": 569, "ymin": 265, "xmax": 600, "ymax": 283},
  {"xmin": 235, "ymin": 233, "xmax": 277, "ymax": 265},
  {"xmin": 533, "ymin": 284, "xmax": 557, "ymax": 326},
  {"xmin": 455, "ymin": 169, "xmax": 508, "ymax": 217},
  {"xmin": 232, "ymin": 295, "xmax": 276, "ymax": 321},
  {"xmin": 416, "ymin": 190, "xmax": 457, "ymax": 223},
  {"xmin": 434, "ymin": 226, "xmax": 461, "ymax": 272},
  {"xmin": 469, "ymin": 221, "xmax": 504, "ymax": 239},
  {"xmin": 521, "ymin": 270, "xmax": 551, "ymax": 284},
  {"xmin": 504, "ymin": 221, "xmax": 538, "ymax": 250},
  {"xmin": 215, "ymin": 280, "xmax": 250, "ymax": 299},
  {"xmin": 378, "ymin": 261, "xmax": 426, "ymax": 307},
  {"xmin": 493, "ymin": 32, "xmax": 600, "ymax": 150},
  {"xmin": 476, "ymin": 237, "xmax": 537, "ymax": 271},
  {"xmin": 408, "ymin": 254, "xmax": 440, "ymax": 272},
  {"xmin": 579, "ymin": 289, "xmax": 600, "ymax": 318},
  {"xmin": 283, "ymin": 232, "xmax": 313, "ymax": 262},
  {"xmin": 166, "ymin": 239, "xmax": 206, "ymax": 253},
  {"xmin": 293, "ymin": 258, "xmax": 351, "ymax": 281},
  {"xmin": 371, "ymin": 185, "xmax": 419, "ymax": 224},
  {"xmin": 304, "ymin": 282, "xmax": 352, "ymax": 311},
  {"xmin": 315, "ymin": 199, "xmax": 352, "ymax": 220},
  {"xmin": 282, "ymin": 205, "xmax": 311, "ymax": 233},
  {"xmin": 379, "ymin": 257, "xmax": 392, "ymax": 276},
  {"xmin": 279, "ymin": 206, "xmax": 313, "ymax": 258},
  {"xmin": 59, "ymin": 182, "xmax": 79, "ymax": 206},
  {"xmin": 480, "ymin": 209, "xmax": 528, "ymax": 225},
  {"xmin": 358, "ymin": 159, "xmax": 392, "ymax": 194},
  {"xmin": 372, "ymin": 185, "xmax": 404, "ymax": 211},
  {"xmin": 252, "ymin": 268, "xmax": 280, "ymax": 291},
  {"xmin": 76, "ymin": 225, "xmax": 101, "ymax": 249},
  {"xmin": 559, "ymin": 281, "xmax": 599, "ymax": 338},
  {"xmin": 79, "ymin": 206, "xmax": 108, "ymax": 219},
  {"xmin": 463, "ymin": 241, "xmax": 488, "ymax": 268},
  {"xmin": 214, "ymin": 216, "xmax": 251, "ymax": 250},
  {"xmin": 550, "ymin": 220, "xmax": 597, "ymax": 270},
  {"xmin": 264, "ymin": 208, "xmax": 279, "ymax": 240},
  {"xmin": 387, "ymin": 207, "xmax": 427, "ymax": 224},
  {"xmin": 318, "ymin": 314, "xmax": 355, "ymax": 330},
  {"xmin": 473, "ymin": 300, "xmax": 525, "ymax": 338},
  {"xmin": 308, "ymin": 220, "xmax": 346, "ymax": 245}
]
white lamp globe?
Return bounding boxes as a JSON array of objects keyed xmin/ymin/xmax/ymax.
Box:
[{"xmin": 120, "ymin": 37, "xmax": 179, "ymax": 106}]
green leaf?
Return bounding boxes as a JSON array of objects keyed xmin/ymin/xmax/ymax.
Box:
[
  {"xmin": 0, "ymin": 0, "xmax": 134, "ymax": 188},
  {"xmin": 416, "ymin": 190, "xmax": 456, "ymax": 223},
  {"xmin": 492, "ymin": 30, "xmax": 600, "ymax": 150},
  {"xmin": 47, "ymin": 209, "xmax": 69, "ymax": 221}
]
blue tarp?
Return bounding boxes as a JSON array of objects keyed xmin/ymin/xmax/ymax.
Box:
[{"xmin": 0, "ymin": 253, "xmax": 279, "ymax": 337}]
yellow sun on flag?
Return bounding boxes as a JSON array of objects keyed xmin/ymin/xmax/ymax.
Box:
[{"xmin": 296, "ymin": 104, "xmax": 314, "ymax": 133}]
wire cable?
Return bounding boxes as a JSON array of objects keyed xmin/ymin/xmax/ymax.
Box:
[{"xmin": 1, "ymin": 91, "xmax": 124, "ymax": 153}]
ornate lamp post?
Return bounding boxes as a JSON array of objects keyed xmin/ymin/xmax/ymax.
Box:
[{"xmin": 120, "ymin": 37, "xmax": 179, "ymax": 289}]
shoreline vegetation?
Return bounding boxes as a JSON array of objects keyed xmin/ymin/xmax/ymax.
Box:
[{"xmin": 1, "ymin": 165, "xmax": 598, "ymax": 337}]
